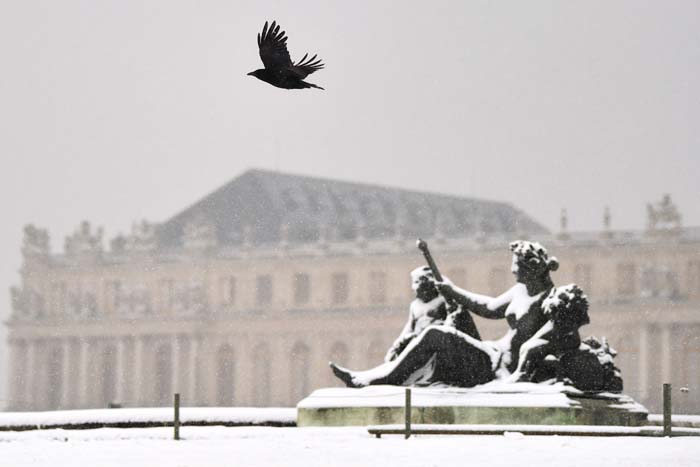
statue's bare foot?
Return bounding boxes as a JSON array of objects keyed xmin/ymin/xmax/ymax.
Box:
[{"xmin": 329, "ymin": 362, "xmax": 361, "ymax": 388}]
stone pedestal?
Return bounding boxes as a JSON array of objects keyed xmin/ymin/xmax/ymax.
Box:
[{"xmin": 297, "ymin": 383, "xmax": 648, "ymax": 427}]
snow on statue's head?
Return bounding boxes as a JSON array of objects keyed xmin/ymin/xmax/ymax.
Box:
[
  {"xmin": 410, "ymin": 266, "xmax": 441, "ymax": 302},
  {"xmin": 542, "ymin": 283, "xmax": 590, "ymax": 328},
  {"xmin": 509, "ymin": 240, "xmax": 559, "ymax": 279},
  {"xmin": 410, "ymin": 266, "xmax": 436, "ymax": 291}
]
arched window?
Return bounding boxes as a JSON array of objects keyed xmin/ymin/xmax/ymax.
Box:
[
  {"xmin": 252, "ymin": 343, "xmax": 271, "ymax": 406},
  {"xmin": 154, "ymin": 343, "xmax": 172, "ymax": 406},
  {"xmin": 256, "ymin": 275, "xmax": 273, "ymax": 306},
  {"xmin": 331, "ymin": 273, "xmax": 349, "ymax": 304},
  {"xmin": 216, "ymin": 345, "xmax": 235, "ymax": 405},
  {"xmin": 293, "ymin": 273, "xmax": 311, "ymax": 305},
  {"xmin": 289, "ymin": 342, "xmax": 311, "ymax": 405}
]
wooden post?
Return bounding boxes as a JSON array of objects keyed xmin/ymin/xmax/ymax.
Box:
[
  {"xmin": 404, "ymin": 388, "xmax": 412, "ymax": 440},
  {"xmin": 174, "ymin": 393, "xmax": 180, "ymax": 440},
  {"xmin": 663, "ymin": 383, "xmax": 672, "ymax": 437}
]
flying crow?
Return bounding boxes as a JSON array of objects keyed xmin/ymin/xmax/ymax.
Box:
[{"xmin": 247, "ymin": 21, "xmax": 325, "ymax": 90}]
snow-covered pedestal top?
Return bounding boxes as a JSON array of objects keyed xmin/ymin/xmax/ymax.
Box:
[
  {"xmin": 298, "ymin": 382, "xmax": 580, "ymax": 409},
  {"xmin": 297, "ymin": 383, "xmax": 647, "ymax": 427}
]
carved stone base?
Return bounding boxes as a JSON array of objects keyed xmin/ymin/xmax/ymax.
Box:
[{"xmin": 296, "ymin": 383, "xmax": 648, "ymax": 427}]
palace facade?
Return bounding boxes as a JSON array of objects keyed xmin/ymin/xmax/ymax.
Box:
[{"xmin": 5, "ymin": 170, "xmax": 700, "ymax": 413}]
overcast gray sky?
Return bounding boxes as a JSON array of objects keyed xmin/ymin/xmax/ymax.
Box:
[{"xmin": 0, "ymin": 1, "xmax": 698, "ymax": 405}]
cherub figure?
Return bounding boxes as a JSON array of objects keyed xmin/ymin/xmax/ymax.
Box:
[{"xmin": 511, "ymin": 284, "xmax": 622, "ymax": 392}]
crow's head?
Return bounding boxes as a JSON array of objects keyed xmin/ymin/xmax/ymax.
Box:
[{"xmin": 247, "ymin": 69, "xmax": 265, "ymax": 79}]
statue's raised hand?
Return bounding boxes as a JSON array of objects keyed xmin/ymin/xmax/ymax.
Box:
[
  {"xmin": 436, "ymin": 280, "xmax": 468, "ymax": 309},
  {"xmin": 436, "ymin": 281, "xmax": 456, "ymax": 299}
]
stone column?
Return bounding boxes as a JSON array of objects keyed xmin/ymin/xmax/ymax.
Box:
[
  {"xmin": 7, "ymin": 340, "xmax": 26, "ymax": 410},
  {"xmin": 79, "ymin": 338, "xmax": 90, "ymax": 408},
  {"xmin": 188, "ymin": 336, "xmax": 199, "ymax": 404},
  {"xmin": 5, "ymin": 340, "xmax": 17, "ymax": 410},
  {"xmin": 25, "ymin": 339, "xmax": 36, "ymax": 410},
  {"xmin": 133, "ymin": 337, "xmax": 143, "ymax": 406},
  {"xmin": 115, "ymin": 337, "xmax": 126, "ymax": 404},
  {"xmin": 61, "ymin": 339, "xmax": 72, "ymax": 408},
  {"xmin": 638, "ymin": 324, "xmax": 649, "ymax": 400}
]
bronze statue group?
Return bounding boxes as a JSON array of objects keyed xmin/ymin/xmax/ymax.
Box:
[{"xmin": 330, "ymin": 240, "xmax": 622, "ymax": 393}]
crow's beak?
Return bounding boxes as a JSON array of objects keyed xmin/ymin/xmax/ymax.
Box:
[{"xmin": 246, "ymin": 72, "xmax": 254, "ymax": 76}]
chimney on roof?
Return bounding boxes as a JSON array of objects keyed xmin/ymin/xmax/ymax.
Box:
[
  {"xmin": 356, "ymin": 219, "xmax": 367, "ymax": 249},
  {"xmin": 279, "ymin": 222, "xmax": 290, "ymax": 250},
  {"xmin": 557, "ymin": 208, "xmax": 570, "ymax": 241},
  {"xmin": 242, "ymin": 225, "xmax": 253, "ymax": 249},
  {"xmin": 317, "ymin": 223, "xmax": 330, "ymax": 252},
  {"xmin": 601, "ymin": 206, "xmax": 613, "ymax": 240}
]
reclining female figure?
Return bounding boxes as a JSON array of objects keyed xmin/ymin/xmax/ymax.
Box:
[{"xmin": 330, "ymin": 240, "xmax": 559, "ymax": 387}]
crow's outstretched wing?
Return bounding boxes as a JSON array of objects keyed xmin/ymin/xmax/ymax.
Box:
[
  {"xmin": 257, "ymin": 21, "xmax": 292, "ymax": 71},
  {"xmin": 289, "ymin": 53, "xmax": 325, "ymax": 79}
]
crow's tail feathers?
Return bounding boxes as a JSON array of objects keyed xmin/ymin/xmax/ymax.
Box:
[{"xmin": 302, "ymin": 80, "xmax": 325, "ymax": 90}]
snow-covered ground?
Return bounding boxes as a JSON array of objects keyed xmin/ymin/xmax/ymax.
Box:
[
  {"xmin": 0, "ymin": 405, "xmax": 697, "ymax": 466},
  {"xmin": 1, "ymin": 426, "xmax": 699, "ymax": 467}
]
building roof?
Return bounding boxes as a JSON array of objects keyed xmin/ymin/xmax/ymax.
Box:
[{"xmin": 156, "ymin": 169, "xmax": 549, "ymax": 250}]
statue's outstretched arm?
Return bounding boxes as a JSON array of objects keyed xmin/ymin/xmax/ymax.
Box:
[{"xmin": 437, "ymin": 283, "xmax": 510, "ymax": 319}]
